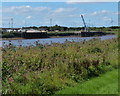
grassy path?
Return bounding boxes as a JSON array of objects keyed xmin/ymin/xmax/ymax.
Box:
[{"xmin": 56, "ymin": 69, "xmax": 118, "ymax": 94}]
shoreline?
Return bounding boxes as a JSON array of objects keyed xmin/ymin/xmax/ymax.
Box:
[
  {"xmin": 2, "ymin": 35, "xmax": 82, "ymax": 40},
  {"xmin": 1, "ymin": 34, "xmax": 115, "ymax": 40}
]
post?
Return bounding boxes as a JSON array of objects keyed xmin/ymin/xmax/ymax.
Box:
[{"xmin": 11, "ymin": 18, "xmax": 13, "ymax": 28}]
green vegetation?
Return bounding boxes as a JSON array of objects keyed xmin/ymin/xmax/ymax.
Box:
[
  {"xmin": 56, "ymin": 69, "xmax": 118, "ymax": 94},
  {"xmin": 2, "ymin": 32, "xmax": 22, "ymax": 38},
  {"xmin": 25, "ymin": 25, "xmax": 119, "ymax": 32},
  {"xmin": 89, "ymin": 26, "xmax": 119, "ymax": 32},
  {"xmin": 2, "ymin": 38, "xmax": 118, "ymax": 94},
  {"xmin": 1, "ymin": 25, "xmax": 119, "ymax": 38}
]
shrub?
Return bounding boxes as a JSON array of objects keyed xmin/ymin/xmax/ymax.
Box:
[{"xmin": 2, "ymin": 38, "xmax": 118, "ymax": 94}]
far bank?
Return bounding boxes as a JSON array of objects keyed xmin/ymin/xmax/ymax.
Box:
[{"xmin": 1, "ymin": 31, "xmax": 116, "ymax": 40}]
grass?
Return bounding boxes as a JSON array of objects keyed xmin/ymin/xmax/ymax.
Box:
[
  {"xmin": 2, "ymin": 38, "xmax": 118, "ymax": 94},
  {"xmin": 104, "ymin": 31, "xmax": 118, "ymax": 35},
  {"xmin": 56, "ymin": 69, "xmax": 118, "ymax": 94}
]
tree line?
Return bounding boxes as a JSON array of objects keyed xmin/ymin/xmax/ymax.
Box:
[{"xmin": 22, "ymin": 25, "xmax": 119, "ymax": 31}]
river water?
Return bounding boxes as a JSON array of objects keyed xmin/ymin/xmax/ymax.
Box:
[{"xmin": 0, "ymin": 35, "xmax": 116, "ymax": 47}]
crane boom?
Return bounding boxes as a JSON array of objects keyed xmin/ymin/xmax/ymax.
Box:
[{"xmin": 81, "ymin": 15, "xmax": 88, "ymax": 32}]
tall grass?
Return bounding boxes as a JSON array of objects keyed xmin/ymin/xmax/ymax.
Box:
[
  {"xmin": 56, "ymin": 69, "xmax": 118, "ymax": 94},
  {"xmin": 2, "ymin": 38, "xmax": 118, "ymax": 94}
]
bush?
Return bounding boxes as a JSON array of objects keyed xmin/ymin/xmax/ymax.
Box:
[
  {"xmin": 2, "ymin": 32, "xmax": 22, "ymax": 38},
  {"xmin": 2, "ymin": 38, "xmax": 118, "ymax": 94}
]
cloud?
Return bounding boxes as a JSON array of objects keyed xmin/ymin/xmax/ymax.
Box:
[
  {"xmin": 103, "ymin": 17, "xmax": 111, "ymax": 21},
  {"xmin": 101, "ymin": 10, "xmax": 109, "ymax": 14},
  {"xmin": 3, "ymin": 6, "xmax": 51, "ymax": 15},
  {"xmin": 26, "ymin": 5, "xmax": 31, "ymax": 8},
  {"xmin": 66, "ymin": 0, "xmax": 79, "ymax": 4},
  {"xmin": 114, "ymin": 12, "xmax": 120, "ymax": 15},
  {"xmin": 26, "ymin": 16, "xmax": 32, "ymax": 19},
  {"xmin": 91, "ymin": 10, "xmax": 110, "ymax": 16},
  {"xmin": 2, "ymin": 3, "xmax": 118, "ymax": 27},
  {"xmin": 91, "ymin": 11, "xmax": 97, "ymax": 16},
  {"xmin": 54, "ymin": 7, "xmax": 77, "ymax": 13},
  {"xmin": 48, "ymin": 7, "xmax": 81, "ymax": 19},
  {"xmin": 68, "ymin": 14, "xmax": 79, "ymax": 17}
]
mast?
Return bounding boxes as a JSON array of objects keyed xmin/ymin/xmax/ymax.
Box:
[
  {"xmin": 11, "ymin": 18, "xmax": 13, "ymax": 28},
  {"xmin": 50, "ymin": 18, "xmax": 52, "ymax": 26}
]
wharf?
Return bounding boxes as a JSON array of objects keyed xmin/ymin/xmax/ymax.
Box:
[{"xmin": 81, "ymin": 31, "xmax": 106, "ymax": 37}]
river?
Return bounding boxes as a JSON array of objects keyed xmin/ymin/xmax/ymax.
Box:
[{"xmin": 0, "ymin": 35, "xmax": 116, "ymax": 47}]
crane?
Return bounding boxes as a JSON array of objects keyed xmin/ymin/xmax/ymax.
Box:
[{"xmin": 81, "ymin": 15, "xmax": 89, "ymax": 32}]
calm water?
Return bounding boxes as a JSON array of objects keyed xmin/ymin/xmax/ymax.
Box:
[{"xmin": 0, "ymin": 35, "xmax": 116, "ymax": 47}]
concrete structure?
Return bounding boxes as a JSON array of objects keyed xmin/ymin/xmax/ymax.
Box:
[
  {"xmin": 26, "ymin": 29, "xmax": 41, "ymax": 33},
  {"xmin": 81, "ymin": 31, "xmax": 106, "ymax": 37}
]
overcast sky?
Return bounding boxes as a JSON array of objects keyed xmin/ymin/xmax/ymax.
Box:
[{"xmin": 1, "ymin": 2, "xmax": 118, "ymax": 28}]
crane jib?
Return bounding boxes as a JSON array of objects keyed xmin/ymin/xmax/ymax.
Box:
[{"xmin": 81, "ymin": 15, "xmax": 88, "ymax": 32}]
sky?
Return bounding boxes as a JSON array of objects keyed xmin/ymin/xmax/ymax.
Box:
[{"xmin": 1, "ymin": 2, "xmax": 119, "ymax": 28}]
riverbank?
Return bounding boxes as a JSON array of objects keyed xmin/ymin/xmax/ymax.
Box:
[
  {"xmin": 2, "ymin": 34, "xmax": 115, "ymax": 40},
  {"xmin": 2, "ymin": 35, "xmax": 81, "ymax": 40},
  {"xmin": 2, "ymin": 38, "xmax": 118, "ymax": 94},
  {"xmin": 1, "ymin": 31, "xmax": 115, "ymax": 40}
]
